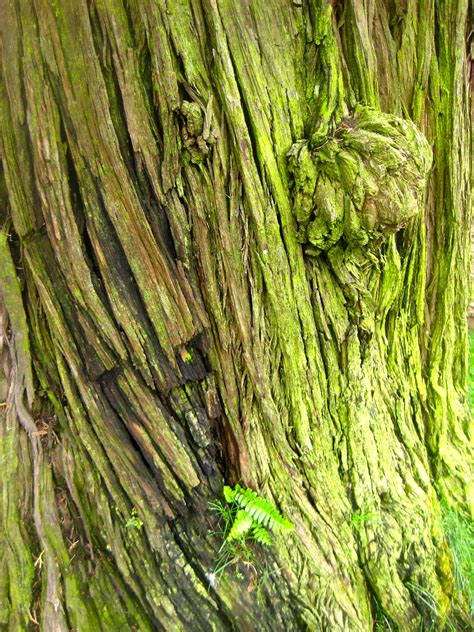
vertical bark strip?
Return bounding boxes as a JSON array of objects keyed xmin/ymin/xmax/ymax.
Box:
[{"xmin": 0, "ymin": 0, "xmax": 471, "ymax": 629}]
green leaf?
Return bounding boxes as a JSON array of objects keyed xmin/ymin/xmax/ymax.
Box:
[
  {"xmin": 226, "ymin": 510, "xmax": 253, "ymax": 541},
  {"xmin": 252, "ymin": 524, "xmax": 272, "ymax": 546},
  {"xmin": 223, "ymin": 485, "xmax": 236, "ymax": 503},
  {"xmin": 224, "ymin": 485, "xmax": 294, "ymax": 533}
]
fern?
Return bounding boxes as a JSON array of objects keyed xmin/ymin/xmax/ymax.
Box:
[
  {"xmin": 223, "ymin": 485, "xmax": 236, "ymax": 504},
  {"xmin": 222, "ymin": 484, "xmax": 293, "ymax": 546},
  {"xmin": 227, "ymin": 510, "xmax": 253, "ymax": 541},
  {"xmin": 252, "ymin": 524, "xmax": 273, "ymax": 546},
  {"xmin": 224, "ymin": 484, "xmax": 294, "ymax": 533},
  {"xmin": 210, "ymin": 485, "xmax": 293, "ymax": 584}
]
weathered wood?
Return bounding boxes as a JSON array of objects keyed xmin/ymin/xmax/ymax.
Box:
[{"xmin": 0, "ymin": 0, "xmax": 471, "ymax": 629}]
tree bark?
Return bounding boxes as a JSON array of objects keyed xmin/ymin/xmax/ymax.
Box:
[{"xmin": 0, "ymin": 0, "xmax": 471, "ymax": 629}]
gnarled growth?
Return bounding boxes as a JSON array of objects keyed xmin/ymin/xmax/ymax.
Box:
[{"xmin": 288, "ymin": 107, "xmax": 432, "ymax": 253}]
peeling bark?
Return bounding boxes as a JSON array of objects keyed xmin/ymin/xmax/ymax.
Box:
[{"xmin": 0, "ymin": 0, "xmax": 471, "ymax": 630}]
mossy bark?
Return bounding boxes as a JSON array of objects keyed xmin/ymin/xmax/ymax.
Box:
[{"xmin": 0, "ymin": 1, "xmax": 471, "ymax": 630}]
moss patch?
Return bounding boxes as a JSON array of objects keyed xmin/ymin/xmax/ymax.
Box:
[{"xmin": 288, "ymin": 106, "xmax": 432, "ymax": 253}]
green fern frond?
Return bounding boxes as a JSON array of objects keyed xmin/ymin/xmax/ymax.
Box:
[
  {"xmin": 226, "ymin": 510, "xmax": 253, "ymax": 541},
  {"xmin": 230, "ymin": 485, "xmax": 294, "ymax": 532},
  {"xmin": 252, "ymin": 524, "xmax": 273, "ymax": 546},
  {"xmin": 223, "ymin": 485, "xmax": 236, "ymax": 504},
  {"xmin": 213, "ymin": 485, "xmax": 293, "ymax": 582}
]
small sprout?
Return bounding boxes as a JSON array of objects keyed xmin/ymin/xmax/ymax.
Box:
[
  {"xmin": 351, "ymin": 500, "xmax": 382, "ymax": 533},
  {"xmin": 180, "ymin": 347, "xmax": 193, "ymax": 364},
  {"xmin": 125, "ymin": 507, "xmax": 143, "ymax": 532}
]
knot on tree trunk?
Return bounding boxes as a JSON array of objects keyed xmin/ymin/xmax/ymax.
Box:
[
  {"xmin": 287, "ymin": 106, "xmax": 432, "ymax": 255},
  {"xmin": 179, "ymin": 100, "xmax": 217, "ymax": 164}
]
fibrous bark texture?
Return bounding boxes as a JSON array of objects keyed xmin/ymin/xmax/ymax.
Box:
[{"xmin": 0, "ymin": 0, "xmax": 471, "ymax": 630}]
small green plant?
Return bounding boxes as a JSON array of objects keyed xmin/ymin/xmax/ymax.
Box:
[
  {"xmin": 125, "ymin": 507, "xmax": 143, "ymax": 532},
  {"xmin": 351, "ymin": 500, "xmax": 382, "ymax": 533},
  {"xmin": 208, "ymin": 485, "xmax": 293, "ymax": 587},
  {"xmin": 222, "ymin": 484, "xmax": 294, "ymax": 543},
  {"xmin": 374, "ymin": 598, "xmax": 395, "ymax": 631},
  {"xmin": 405, "ymin": 581, "xmax": 456, "ymax": 631},
  {"xmin": 441, "ymin": 502, "xmax": 474, "ymax": 615},
  {"xmin": 180, "ymin": 347, "xmax": 193, "ymax": 364}
]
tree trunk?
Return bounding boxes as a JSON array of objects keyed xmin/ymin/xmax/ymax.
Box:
[{"xmin": 0, "ymin": 0, "xmax": 471, "ymax": 629}]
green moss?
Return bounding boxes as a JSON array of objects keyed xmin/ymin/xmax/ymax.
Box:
[
  {"xmin": 468, "ymin": 333, "xmax": 474, "ymax": 414},
  {"xmin": 288, "ymin": 107, "xmax": 432, "ymax": 251},
  {"xmin": 0, "ymin": 232, "xmax": 34, "ymax": 404},
  {"xmin": 180, "ymin": 101, "xmax": 204, "ymax": 136}
]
